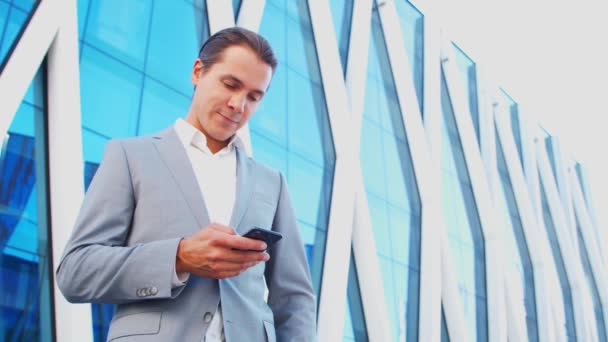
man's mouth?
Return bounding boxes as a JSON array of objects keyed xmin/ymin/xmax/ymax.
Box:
[{"xmin": 217, "ymin": 111, "xmax": 239, "ymax": 124}]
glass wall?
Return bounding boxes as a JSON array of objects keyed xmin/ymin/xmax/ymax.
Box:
[
  {"xmin": 343, "ymin": 249, "xmax": 368, "ymax": 342},
  {"xmin": 0, "ymin": 64, "xmax": 54, "ymax": 340},
  {"xmin": 440, "ymin": 71, "xmax": 487, "ymax": 341},
  {"xmin": 329, "ymin": 0, "xmax": 353, "ymax": 77},
  {"xmin": 359, "ymin": 7, "xmax": 422, "ymax": 341}
]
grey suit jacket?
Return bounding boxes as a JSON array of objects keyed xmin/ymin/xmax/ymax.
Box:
[{"xmin": 56, "ymin": 127, "xmax": 317, "ymax": 341}]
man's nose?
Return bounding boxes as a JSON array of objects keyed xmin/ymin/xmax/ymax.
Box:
[{"xmin": 228, "ymin": 93, "xmax": 246, "ymax": 114}]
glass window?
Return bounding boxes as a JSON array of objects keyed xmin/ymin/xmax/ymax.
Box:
[
  {"xmin": 440, "ymin": 71, "xmax": 488, "ymax": 341},
  {"xmin": 138, "ymin": 77, "xmax": 190, "ymax": 136},
  {"xmin": 358, "ymin": 8, "xmax": 422, "ymax": 341},
  {"xmin": 497, "ymin": 89, "xmax": 523, "ymax": 167},
  {"xmin": 84, "ymin": 0, "xmax": 152, "ymax": 70},
  {"xmin": 0, "ymin": 67, "xmax": 54, "ymax": 341}
]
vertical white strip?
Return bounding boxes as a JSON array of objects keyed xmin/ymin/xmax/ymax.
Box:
[
  {"xmin": 376, "ymin": 1, "xmax": 441, "ymax": 341},
  {"xmin": 206, "ymin": 0, "xmax": 235, "ymax": 33},
  {"xmin": 441, "ymin": 37, "xmax": 506, "ymax": 342},
  {"xmin": 0, "ymin": 0, "xmax": 58, "ymax": 138},
  {"xmin": 236, "ymin": 0, "xmax": 266, "ymax": 32},
  {"xmin": 570, "ymin": 172, "xmax": 608, "ymax": 336},
  {"xmin": 495, "ymin": 108, "xmax": 556, "ymax": 341},
  {"xmin": 47, "ymin": 0, "xmax": 94, "ymax": 341}
]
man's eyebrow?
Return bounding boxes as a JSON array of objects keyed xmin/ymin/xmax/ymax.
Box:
[{"xmin": 221, "ymin": 75, "xmax": 265, "ymax": 95}]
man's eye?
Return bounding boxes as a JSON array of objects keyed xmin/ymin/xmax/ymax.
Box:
[
  {"xmin": 248, "ymin": 95, "xmax": 260, "ymax": 102},
  {"xmin": 224, "ymin": 83, "xmax": 237, "ymax": 89}
]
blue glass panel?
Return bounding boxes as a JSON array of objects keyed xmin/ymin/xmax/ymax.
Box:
[
  {"xmin": 232, "ymin": 0, "xmax": 242, "ymax": 18},
  {"xmin": 452, "ymin": 44, "xmax": 479, "ymax": 144},
  {"xmin": 250, "ymin": 63, "xmax": 287, "ymax": 146},
  {"xmin": 84, "ymin": 0, "xmax": 152, "ymax": 70},
  {"xmin": 0, "ymin": 3, "xmax": 33, "ymax": 67},
  {"xmin": 286, "ymin": 6, "xmax": 322, "ymax": 85},
  {"xmin": 395, "ymin": 0, "xmax": 423, "ymax": 114},
  {"xmin": 138, "ymin": 77, "xmax": 190, "ymax": 136},
  {"xmin": 496, "ymin": 132, "xmax": 538, "ymax": 341},
  {"xmin": 358, "ymin": 8, "xmax": 421, "ymax": 341},
  {"xmin": 440, "ymin": 71, "xmax": 487, "ymax": 341},
  {"xmin": 77, "ymin": 0, "xmax": 91, "ymax": 40},
  {"xmin": 540, "ymin": 182, "xmax": 576, "ymax": 341},
  {"xmin": 146, "ymin": 0, "xmax": 207, "ymax": 96},
  {"xmin": 498, "ymin": 89, "xmax": 523, "ymax": 167},
  {"xmin": 329, "ymin": 0, "xmax": 353, "ymax": 76},
  {"xmin": 250, "ymin": 132, "xmax": 287, "ymax": 177},
  {"xmin": 576, "ymin": 220, "xmax": 608, "ymax": 342},
  {"xmin": 80, "ymin": 46, "xmax": 142, "ymax": 138},
  {"xmin": 259, "ymin": 3, "xmax": 286, "ymax": 63},
  {"xmin": 0, "ymin": 67, "xmax": 53, "ymax": 341}
]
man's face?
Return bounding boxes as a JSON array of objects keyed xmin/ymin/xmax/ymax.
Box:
[{"xmin": 186, "ymin": 45, "xmax": 273, "ymax": 147}]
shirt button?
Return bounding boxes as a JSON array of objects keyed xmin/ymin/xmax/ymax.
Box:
[{"xmin": 203, "ymin": 312, "xmax": 213, "ymax": 323}]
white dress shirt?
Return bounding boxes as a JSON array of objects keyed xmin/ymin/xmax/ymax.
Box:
[{"xmin": 172, "ymin": 118, "xmax": 243, "ymax": 342}]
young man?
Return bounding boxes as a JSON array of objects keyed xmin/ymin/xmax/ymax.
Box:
[{"xmin": 57, "ymin": 27, "xmax": 316, "ymax": 342}]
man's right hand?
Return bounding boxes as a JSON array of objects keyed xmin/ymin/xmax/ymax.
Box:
[{"xmin": 175, "ymin": 223, "xmax": 270, "ymax": 279}]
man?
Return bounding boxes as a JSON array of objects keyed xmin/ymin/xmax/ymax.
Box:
[{"xmin": 56, "ymin": 27, "xmax": 317, "ymax": 342}]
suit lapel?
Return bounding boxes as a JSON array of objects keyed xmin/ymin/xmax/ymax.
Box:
[
  {"xmin": 229, "ymin": 146, "xmax": 254, "ymax": 233},
  {"xmin": 152, "ymin": 127, "xmax": 210, "ymax": 229}
]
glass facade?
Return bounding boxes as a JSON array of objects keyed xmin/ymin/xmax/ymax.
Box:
[
  {"xmin": 440, "ymin": 71, "xmax": 487, "ymax": 341},
  {"xmin": 359, "ymin": 7, "xmax": 421, "ymax": 342},
  {"xmin": 2, "ymin": 1, "xmax": 607, "ymax": 341}
]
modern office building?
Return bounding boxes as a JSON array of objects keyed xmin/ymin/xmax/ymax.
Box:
[{"xmin": 1, "ymin": 0, "xmax": 606, "ymax": 341}]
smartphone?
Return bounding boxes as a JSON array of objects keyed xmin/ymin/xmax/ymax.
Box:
[{"xmin": 243, "ymin": 227, "xmax": 283, "ymax": 251}]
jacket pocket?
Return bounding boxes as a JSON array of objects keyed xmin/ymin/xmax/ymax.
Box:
[
  {"xmin": 263, "ymin": 320, "xmax": 276, "ymax": 342},
  {"xmin": 107, "ymin": 311, "xmax": 162, "ymax": 341}
]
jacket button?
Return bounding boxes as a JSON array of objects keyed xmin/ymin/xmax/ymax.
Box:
[
  {"xmin": 203, "ymin": 312, "xmax": 213, "ymax": 323},
  {"xmin": 150, "ymin": 286, "xmax": 158, "ymax": 296},
  {"xmin": 136, "ymin": 289, "xmax": 144, "ymax": 297}
]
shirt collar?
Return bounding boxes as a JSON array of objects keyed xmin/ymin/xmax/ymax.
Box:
[{"xmin": 174, "ymin": 118, "xmax": 243, "ymax": 155}]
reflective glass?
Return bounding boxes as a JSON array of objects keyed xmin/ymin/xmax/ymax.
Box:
[
  {"xmin": 496, "ymin": 132, "xmax": 537, "ymax": 341},
  {"xmin": 576, "ymin": 217, "xmax": 608, "ymax": 342},
  {"xmin": 539, "ymin": 180, "xmax": 576, "ymax": 341},
  {"xmin": 395, "ymin": 0, "xmax": 423, "ymax": 114},
  {"xmin": 452, "ymin": 44, "xmax": 479, "ymax": 145},
  {"xmin": 0, "ymin": 67, "xmax": 54, "ymax": 341},
  {"xmin": 440, "ymin": 72, "xmax": 487, "ymax": 341},
  {"xmin": 252, "ymin": 0, "xmax": 335, "ymax": 309},
  {"xmin": 329, "ymin": 0, "xmax": 353, "ymax": 76},
  {"xmin": 358, "ymin": 8, "xmax": 421, "ymax": 341},
  {"xmin": 0, "ymin": 1, "xmax": 39, "ymax": 68},
  {"xmin": 441, "ymin": 306, "xmax": 450, "ymax": 342},
  {"xmin": 498, "ymin": 89, "xmax": 523, "ymax": 167}
]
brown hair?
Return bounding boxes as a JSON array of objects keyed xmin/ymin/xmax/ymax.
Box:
[{"xmin": 198, "ymin": 27, "xmax": 278, "ymax": 72}]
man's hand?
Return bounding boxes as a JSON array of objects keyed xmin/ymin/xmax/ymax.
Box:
[{"xmin": 175, "ymin": 223, "xmax": 270, "ymax": 279}]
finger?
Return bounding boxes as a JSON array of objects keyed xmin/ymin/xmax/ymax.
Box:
[
  {"xmin": 214, "ymin": 248, "xmax": 269, "ymax": 263},
  {"xmin": 214, "ymin": 234, "xmax": 267, "ymax": 251}
]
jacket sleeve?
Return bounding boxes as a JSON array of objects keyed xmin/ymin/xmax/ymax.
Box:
[
  {"xmin": 56, "ymin": 140, "xmax": 187, "ymax": 304},
  {"xmin": 265, "ymin": 173, "xmax": 318, "ymax": 341}
]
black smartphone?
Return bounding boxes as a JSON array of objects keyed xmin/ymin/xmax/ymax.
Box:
[{"xmin": 243, "ymin": 227, "xmax": 283, "ymax": 251}]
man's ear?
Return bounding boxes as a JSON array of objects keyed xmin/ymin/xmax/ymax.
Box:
[{"xmin": 191, "ymin": 58, "xmax": 204, "ymax": 85}]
